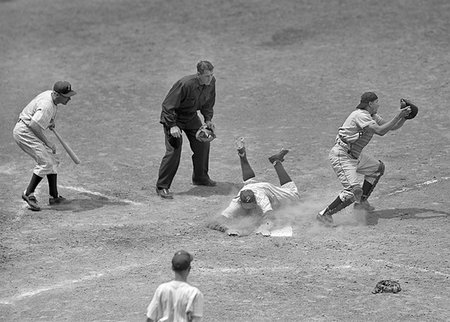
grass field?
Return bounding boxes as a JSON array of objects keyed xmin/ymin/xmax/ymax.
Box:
[{"xmin": 1, "ymin": 0, "xmax": 449, "ymax": 321}]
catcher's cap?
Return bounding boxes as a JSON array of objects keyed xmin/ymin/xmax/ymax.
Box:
[
  {"xmin": 172, "ymin": 250, "xmax": 193, "ymax": 271},
  {"xmin": 356, "ymin": 91, "xmax": 378, "ymax": 109},
  {"xmin": 53, "ymin": 81, "xmax": 76, "ymax": 97},
  {"xmin": 239, "ymin": 189, "xmax": 256, "ymax": 204}
]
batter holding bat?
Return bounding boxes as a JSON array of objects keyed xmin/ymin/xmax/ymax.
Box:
[
  {"xmin": 13, "ymin": 81, "xmax": 76, "ymax": 211},
  {"xmin": 317, "ymin": 92, "xmax": 415, "ymax": 225}
]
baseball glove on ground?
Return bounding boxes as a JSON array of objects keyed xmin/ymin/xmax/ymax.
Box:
[
  {"xmin": 372, "ymin": 280, "xmax": 402, "ymax": 294},
  {"xmin": 196, "ymin": 124, "xmax": 216, "ymax": 142},
  {"xmin": 400, "ymin": 98, "xmax": 418, "ymax": 119}
]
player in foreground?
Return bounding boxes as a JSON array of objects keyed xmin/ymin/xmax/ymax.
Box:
[
  {"xmin": 316, "ymin": 92, "xmax": 412, "ymax": 225},
  {"xmin": 13, "ymin": 81, "xmax": 76, "ymax": 211},
  {"xmin": 156, "ymin": 60, "xmax": 217, "ymax": 199},
  {"xmin": 146, "ymin": 250, "xmax": 204, "ymax": 322},
  {"xmin": 207, "ymin": 138, "xmax": 300, "ymax": 237}
]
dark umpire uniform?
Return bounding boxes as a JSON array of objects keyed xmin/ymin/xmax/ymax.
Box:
[{"xmin": 156, "ymin": 74, "xmax": 216, "ymax": 196}]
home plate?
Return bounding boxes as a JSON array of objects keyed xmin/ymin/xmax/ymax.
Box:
[{"xmin": 270, "ymin": 225, "xmax": 293, "ymax": 237}]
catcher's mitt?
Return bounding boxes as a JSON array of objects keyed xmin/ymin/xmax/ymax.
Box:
[
  {"xmin": 372, "ymin": 280, "xmax": 402, "ymax": 294},
  {"xmin": 400, "ymin": 98, "xmax": 418, "ymax": 119},
  {"xmin": 196, "ymin": 124, "xmax": 216, "ymax": 142}
]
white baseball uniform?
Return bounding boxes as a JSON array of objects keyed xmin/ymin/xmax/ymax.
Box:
[
  {"xmin": 13, "ymin": 90, "xmax": 59, "ymax": 177},
  {"xmin": 146, "ymin": 280, "xmax": 204, "ymax": 322},
  {"xmin": 222, "ymin": 178, "xmax": 300, "ymax": 218}
]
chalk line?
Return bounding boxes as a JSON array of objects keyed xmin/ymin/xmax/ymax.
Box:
[
  {"xmin": 0, "ymin": 264, "xmax": 141, "ymax": 305},
  {"xmin": 387, "ymin": 176, "xmax": 450, "ymax": 196},
  {"xmin": 60, "ymin": 185, "xmax": 143, "ymax": 206},
  {"xmin": 373, "ymin": 259, "xmax": 450, "ymax": 278}
]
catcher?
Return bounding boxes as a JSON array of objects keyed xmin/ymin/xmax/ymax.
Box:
[
  {"xmin": 207, "ymin": 138, "xmax": 300, "ymax": 237},
  {"xmin": 317, "ymin": 92, "xmax": 417, "ymax": 225}
]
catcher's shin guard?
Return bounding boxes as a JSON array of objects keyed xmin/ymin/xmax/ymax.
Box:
[
  {"xmin": 323, "ymin": 196, "xmax": 354, "ymax": 216},
  {"xmin": 361, "ymin": 160, "xmax": 385, "ymax": 201}
]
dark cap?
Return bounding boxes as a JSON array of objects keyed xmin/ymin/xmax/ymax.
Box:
[
  {"xmin": 356, "ymin": 91, "xmax": 378, "ymax": 109},
  {"xmin": 53, "ymin": 81, "xmax": 76, "ymax": 97},
  {"xmin": 239, "ymin": 189, "xmax": 256, "ymax": 204},
  {"xmin": 172, "ymin": 250, "xmax": 193, "ymax": 271}
]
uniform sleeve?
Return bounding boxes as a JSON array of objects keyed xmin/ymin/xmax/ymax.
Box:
[
  {"xmin": 221, "ymin": 198, "xmax": 244, "ymax": 218},
  {"xmin": 32, "ymin": 99, "xmax": 55, "ymax": 129},
  {"xmin": 372, "ymin": 113, "xmax": 385, "ymax": 125},
  {"xmin": 256, "ymin": 193, "xmax": 273, "ymax": 214},
  {"xmin": 200, "ymin": 79, "xmax": 215, "ymax": 122},
  {"xmin": 161, "ymin": 81, "xmax": 185, "ymax": 127},
  {"xmin": 354, "ymin": 112, "xmax": 376, "ymax": 130},
  {"xmin": 146, "ymin": 287, "xmax": 162, "ymax": 320},
  {"xmin": 187, "ymin": 289, "xmax": 204, "ymax": 320}
]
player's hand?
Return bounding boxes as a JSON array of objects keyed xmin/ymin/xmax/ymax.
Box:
[
  {"xmin": 398, "ymin": 106, "xmax": 411, "ymax": 119},
  {"xmin": 227, "ymin": 229, "xmax": 241, "ymax": 237},
  {"xmin": 48, "ymin": 142, "xmax": 56, "ymax": 154},
  {"xmin": 169, "ymin": 126, "xmax": 181, "ymax": 138},
  {"xmin": 205, "ymin": 121, "xmax": 215, "ymax": 132}
]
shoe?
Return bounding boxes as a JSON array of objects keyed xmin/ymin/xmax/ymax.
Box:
[
  {"xmin": 268, "ymin": 149, "xmax": 289, "ymax": 164},
  {"xmin": 49, "ymin": 196, "xmax": 70, "ymax": 205},
  {"xmin": 22, "ymin": 191, "xmax": 41, "ymax": 211},
  {"xmin": 316, "ymin": 209, "xmax": 333, "ymax": 225},
  {"xmin": 235, "ymin": 137, "xmax": 246, "ymax": 157},
  {"xmin": 156, "ymin": 187, "xmax": 173, "ymax": 199},
  {"xmin": 192, "ymin": 179, "xmax": 217, "ymax": 186},
  {"xmin": 354, "ymin": 200, "xmax": 375, "ymax": 212}
]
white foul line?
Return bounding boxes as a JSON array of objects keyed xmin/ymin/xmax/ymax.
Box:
[
  {"xmin": 372, "ymin": 259, "xmax": 450, "ymax": 278},
  {"xmin": 60, "ymin": 185, "xmax": 143, "ymax": 206},
  {"xmin": 387, "ymin": 176, "xmax": 450, "ymax": 196},
  {"xmin": 0, "ymin": 264, "xmax": 141, "ymax": 305}
]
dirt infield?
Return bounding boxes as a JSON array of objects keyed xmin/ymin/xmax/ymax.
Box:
[{"xmin": 1, "ymin": 0, "xmax": 449, "ymax": 321}]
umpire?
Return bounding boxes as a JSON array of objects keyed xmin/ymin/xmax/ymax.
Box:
[{"xmin": 156, "ymin": 61, "xmax": 217, "ymax": 199}]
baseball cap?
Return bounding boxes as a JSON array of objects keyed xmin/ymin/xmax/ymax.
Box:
[
  {"xmin": 172, "ymin": 250, "xmax": 193, "ymax": 271},
  {"xmin": 356, "ymin": 91, "xmax": 378, "ymax": 109},
  {"xmin": 53, "ymin": 81, "xmax": 76, "ymax": 97},
  {"xmin": 239, "ymin": 189, "xmax": 256, "ymax": 204}
]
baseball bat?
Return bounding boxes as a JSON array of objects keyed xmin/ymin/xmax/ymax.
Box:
[{"xmin": 51, "ymin": 129, "xmax": 81, "ymax": 164}]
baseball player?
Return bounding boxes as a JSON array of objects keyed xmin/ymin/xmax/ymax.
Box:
[
  {"xmin": 13, "ymin": 81, "xmax": 76, "ymax": 211},
  {"xmin": 156, "ymin": 61, "xmax": 216, "ymax": 199},
  {"xmin": 207, "ymin": 138, "xmax": 300, "ymax": 237},
  {"xmin": 316, "ymin": 92, "xmax": 411, "ymax": 225},
  {"xmin": 146, "ymin": 250, "xmax": 204, "ymax": 322}
]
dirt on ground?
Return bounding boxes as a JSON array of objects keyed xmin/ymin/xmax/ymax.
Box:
[{"xmin": 1, "ymin": 0, "xmax": 449, "ymax": 321}]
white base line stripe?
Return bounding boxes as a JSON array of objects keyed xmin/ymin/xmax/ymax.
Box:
[
  {"xmin": 387, "ymin": 176, "xmax": 450, "ymax": 196},
  {"xmin": 373, "ymin": 259, "xmax": 450, "ymax": 277},
  {"xmin": 60, "ymin": 185, "xmax": 143, "ymax": 206}
]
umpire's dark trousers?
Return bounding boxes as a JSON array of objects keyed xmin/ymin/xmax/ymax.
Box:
[{"xmin": 156, "ymin": 125, "xmax": 211, "ymax": 189}]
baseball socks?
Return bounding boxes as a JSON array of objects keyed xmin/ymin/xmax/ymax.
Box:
[
  {"xmin": 236, "ymin": 137, "xmax": 256, "ymax": 181},
  {"xmin": 47, "ymin": 174, "xmax": 68, "ymax": 205},
  {"xmin": 22, "ymin": 173, "xmax": 43, "ymax": 211},
  {"xmin": 269, "ymin": 149, "xmax": 291, "ymax": 186}
]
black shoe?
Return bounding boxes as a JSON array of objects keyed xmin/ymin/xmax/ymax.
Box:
[
  {"xmin": 192, "ymin": 179, "xmax": 217, "ymax": 186},
  {"xmin": 156, "ymin": 187, "xmax": 173, "ymax": 199},
  {"xmin": 49, "ymin": 196, "xmax": 70, "ymax": 205},
  {"xmin": 268, "ymin": 149, "xmax": 289, "ymax": 164},
  {"xmin": 316, "ymin": 210, "xmax": 333, "ymax": 225},
  {"xmin": 22, "ymin": 192, "xmax": 41, "ymax": 211}
]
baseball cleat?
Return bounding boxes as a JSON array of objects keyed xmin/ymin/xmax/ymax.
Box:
[
  {"xmin": 268, "ymin": 149, "xmax": 289, "ymax": 164},
  {"xmin": 49, "ymin": 196, "xmax": 70, "ymax": 205},
  {"xmin": 22, "ymin": 191, "xmax": 41, "ymax": 211},
  {"xmin": 235, "ymin": 137, "xmax": 246, "ymax": 157},
  {"xmin": 354, "ymin": 200, "xmax": 375, "ymax": 212},
  {"xmin": 156, "ymin": 187, "xmax": 173, "ymax": 199},
  {"xmin": 316, "ymin": 209, "xmax": 333, "ymax": 225}
]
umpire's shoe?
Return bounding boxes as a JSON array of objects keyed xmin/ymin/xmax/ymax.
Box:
[
  {"xmin": 268, "ymin": 149, "xmax": 289, "ymax": 164},
  {"xmin": 156, "ymin": 187, "xmax": 173, "ymax": 199},
  {"xmin": 22, "ymin": 191, "xmax": 41, "ymax": 211}
]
